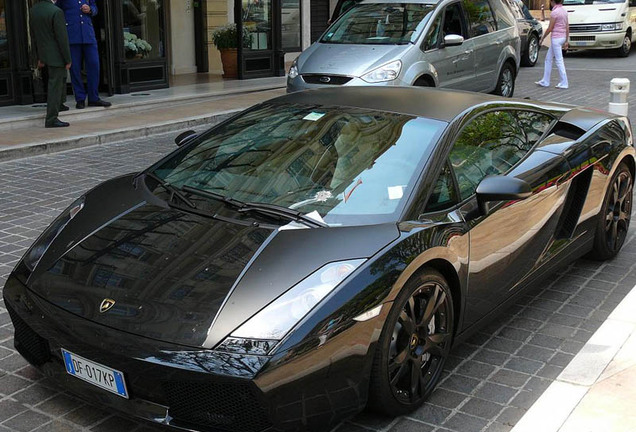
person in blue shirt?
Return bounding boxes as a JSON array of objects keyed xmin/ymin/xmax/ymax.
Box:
[{"xmin": 55, "ymin": 0, "xmax": 111, "ymax": 108}]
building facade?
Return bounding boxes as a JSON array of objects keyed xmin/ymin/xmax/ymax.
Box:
[{"xmin": 0, "ymin": 0, "xmax": 333, "ymax": 107}]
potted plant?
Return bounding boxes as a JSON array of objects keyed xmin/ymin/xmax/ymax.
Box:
[
  {"xmin": 124, "ymin": 32, "xmax": 152, "ymax": 59},
  {"xmin": 211, "ymin": 23, "xmax": 251, "ymax": 78}
]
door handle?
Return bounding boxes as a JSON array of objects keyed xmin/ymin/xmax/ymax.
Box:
[
  {"xmin": 464, "ymin": 49, "xmax": 473, "ymax": 54},
  {"xmin": 495, "ymin": 41, "xmax": 503, "ymax": 45}
]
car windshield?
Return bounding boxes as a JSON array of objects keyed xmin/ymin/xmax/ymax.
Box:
[
  {"xmin": 321, "ymin": 3, "xmax": 436, "ymax": 45},
  {"xmin": 563, "ymin": 0, "xmax": 625, "ymax": 4},
  {"xmin": 151, "ymin": 103, "xmax": 445, "ymax": 226}
]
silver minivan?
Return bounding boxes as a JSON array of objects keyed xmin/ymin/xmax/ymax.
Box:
[{"xmin": 287, "ymin": 0, "xmax": 521, "ymax": 96}]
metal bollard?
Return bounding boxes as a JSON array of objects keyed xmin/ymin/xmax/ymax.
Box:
[{"xmin": 608, "ymin": 78, "xmax": 630, "ymax": 116}]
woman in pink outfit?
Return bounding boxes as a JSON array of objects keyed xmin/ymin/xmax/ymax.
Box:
[{"xmin": 535, "ymin": 0, "xmax": 569, "ymax": 89}]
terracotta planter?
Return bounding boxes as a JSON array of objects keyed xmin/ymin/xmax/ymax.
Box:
[{"xmin": 219, "ymin": 48, "xmax": 238, "ymax": 79}]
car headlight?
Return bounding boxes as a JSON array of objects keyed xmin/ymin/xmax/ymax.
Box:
[
  {"xmin": 228, "ymin": 259, "xmax": 366, "ymax": 342},
  {"xmin": 288, "ymin": 59, "xmax": 299, "ymax": 79},
  {"xmin": 361, "ymin": 60, "xmax": 402, "ymax": 83},
  {"xmin": 23, "ymin": 197, "xmax": 85, "ymax": 272},
  {"xmin": 601, "ymin": 23, "xmax": 622, "ymax": 31}
]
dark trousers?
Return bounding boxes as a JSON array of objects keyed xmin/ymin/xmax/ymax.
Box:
[
  {"xmin": 45, "ymin": 66, "xmax": 67, "ymax": 127},
  {"xmin": 69, "ymin": 43, "xmax": 100, "ymax": 103}
]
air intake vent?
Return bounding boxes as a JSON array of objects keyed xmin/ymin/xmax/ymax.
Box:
[
  {"xmin": 163, "ymin": 380, "xmax": 271, "ymax": 432},
  {"xmin": 551, "ymin": 121, "xmax": 586, "ymax": 140},
  {"xmin": 555, "ymin": 167, "xmax": 593, "ymax": 239},
  {"xmin": 302, "ymin": 74, "xmax": 352, "ymax": 85},
  {"xmin": 6, "ymin": 303, "xmax": 51, "ymax": 366}
]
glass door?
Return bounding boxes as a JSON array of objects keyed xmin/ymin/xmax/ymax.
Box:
[
  {"xmin": 0, "ymin": 0, "xmax": 14, "ymax": 104},
  {"xmin": 238, "ymin": 0, "xmax": 285, "ymax": 78},
  {"xmin": 0, "ymin": 0, "xmax": 10, "ymax": 71}
]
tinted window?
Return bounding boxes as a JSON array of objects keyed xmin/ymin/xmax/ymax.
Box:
[
  {"xmin": 426, "ymin": 162, "xmax": 459, "ymax": 211},
  {"xmin": 322, "ymin": 3, "xmax": 436, "ymax": 45},
  {"xmin": 442, "ymin": 3, "xmax": 469, "ymax": 38},
  {"xmin": 463, "ymin": 0, "xmax": 497, "ymax": 36},
  {"xmin": 450, "ymin": 110, "xmax": 552, "ymax": 200},
  {"xmin": 153, "ymin": 103, "xmax": 446, "ymax": 225},
  {"xmin": 423, "ymin": 13, "xmax": 443, "ymax": 50}
]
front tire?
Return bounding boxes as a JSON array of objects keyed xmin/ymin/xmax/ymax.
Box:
[
  {"xmin": 493, "ymin": 62, "xmax": 515, "ymax": 97},
  {"xmin": 591, "ymin": 162, "xmax": 633, "ymax": 260},
  {"xmin": 368, "ymin": 269, "xmax": 454, "ymax": 416},
  {"xmin": 616, "ymin": 32, "xmax": 632, "ymax": 58},
  {"xmin": 522, "ymin": 34, "xmax": 540, "ymax": 67}
]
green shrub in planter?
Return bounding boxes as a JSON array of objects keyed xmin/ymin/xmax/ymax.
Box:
[{"xmin": 211, "ymin": 23, "xmax": 252, "ymax": 49}]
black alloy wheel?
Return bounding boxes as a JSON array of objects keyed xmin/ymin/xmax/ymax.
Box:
[
  {"xmin": 591, "ymin": 162, "xmax": 633, "ymax": 260},
  {"xmin": 368, "ymin": 269, "xmax": 454, "ymax": 415}
]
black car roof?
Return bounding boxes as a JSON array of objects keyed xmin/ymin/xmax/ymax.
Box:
[{"xmin": 271, "ymin": 87, "xmax": 571, "ymax": 123}]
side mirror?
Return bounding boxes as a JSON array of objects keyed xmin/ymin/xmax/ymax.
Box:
[
  {"xmin": 175, "ymin": 130, "xmax": 197, "ymax": 147},
  {"xmin": 443, "ymin": 34, "xmax": 464, "ymax": 47},
  {"xmin": 475, "ymin": 175, "xmax": 532, "ymax": 216}
]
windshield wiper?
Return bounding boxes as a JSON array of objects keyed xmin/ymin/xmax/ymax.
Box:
[
  {"xmin": 238, "ymin": 202, "xmax": 328, "ymax": 228},
  {"xmin": 182, "ymin": 185, "xmax": 327, "ymax": 228},
  {"xmin": 145, "ymin": 172, "xmax": 196, "ymax": 208},
  {"xmin": 182, "ymin": 185, "xmax": 246, "ymax": 209}
]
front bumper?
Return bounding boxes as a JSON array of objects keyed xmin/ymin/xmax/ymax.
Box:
[
  {"xmin": 568, "ymin": 31, "xmax": 625, "ymax": 50},
  {"xmin": 3, "ymin": 273, "xmax": 372, "ymax": 432}
]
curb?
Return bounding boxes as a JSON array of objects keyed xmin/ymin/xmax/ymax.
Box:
[
  {"xmin": 0, "ymin": 109, "xmax": 240, "ymax": 162},
  {"xmin": 511, "ymin": 285, "xmax": 636, "ymax": 432}
]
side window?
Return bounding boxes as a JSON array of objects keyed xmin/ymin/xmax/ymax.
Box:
[
  {"xmin": 426, "ymin": 162, "xmax": 459, "ymax": 211},
  {"xmin": 491, "ymin": 0, "xmax": 516, "ymax": 29},
  {"xmin": 449, "ymin": 110, "xmax": 552, "ymax": 200},
  {"xmin": 442, "ymin": 3, "xmax": 469, "ymax": 39},
  {"xmin": 423, "ymin": 13, "xmax": 443, "ymax": 50},
  {"xmin": 463, "ymin": 0, "xmax": 497, "ymax": 36}
]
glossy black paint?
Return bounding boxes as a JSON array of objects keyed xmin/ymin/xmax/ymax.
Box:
[{"xmin": 4, "ymin": 87, "xmax": 635, "ymax": 432}]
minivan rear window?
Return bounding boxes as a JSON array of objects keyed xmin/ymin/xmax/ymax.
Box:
[{"xmin": 322, "ymin": 3, "xmax": 436, "ymax": 45}]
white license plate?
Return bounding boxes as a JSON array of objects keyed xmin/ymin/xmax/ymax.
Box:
[{"xmin": 61, "ymin": 349, "xmax": 128, "ymax": 398}]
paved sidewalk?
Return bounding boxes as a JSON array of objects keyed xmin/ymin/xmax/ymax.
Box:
[
  {"xmin": 512, "ymin": 284, "xmax": 636, "ymax": 432},
  {"xmin": 0, "ymin": 77, "xmax": 286, "ymax": 161}
]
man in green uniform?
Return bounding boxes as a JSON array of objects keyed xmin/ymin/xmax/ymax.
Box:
[{"xmin": 30, "ymin": 0, "xmax": 73, "ymax": 128}]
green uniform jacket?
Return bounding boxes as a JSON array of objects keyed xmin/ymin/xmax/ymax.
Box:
[{"xmin": 30, "ymin": 0, "xmax": 72, "ymax": 67}]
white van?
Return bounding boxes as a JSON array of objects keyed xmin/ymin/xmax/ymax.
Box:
[{"xmin": 565, "ymin": 0, "xmax": 636, "ymax": 57}]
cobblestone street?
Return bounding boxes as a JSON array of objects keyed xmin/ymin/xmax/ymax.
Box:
[{"xmin": 2, "ymin": 49, "xmax": 636, "ymax": 432}]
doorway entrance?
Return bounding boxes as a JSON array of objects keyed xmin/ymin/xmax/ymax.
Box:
[{"xmin": 237, "ymin": 0, "xmax": 286, "ymax": 78}]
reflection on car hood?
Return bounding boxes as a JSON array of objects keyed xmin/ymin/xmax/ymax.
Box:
[
  {"xmin": 27, "ymin": 174, "xmax": 400, "ymax": 349},
  {"xmin": 298, "ymin": 43, "xmax": 409, "ymax": 77}
]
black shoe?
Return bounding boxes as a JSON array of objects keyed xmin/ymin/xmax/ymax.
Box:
[
  {"xmin": 76, "ymin": 101, "xmax": 85, "ymax": 109},
  {"xmin": 59, "ymin": 104, "xmax": 70, "ymax": 112},
  {"xmin": 88, "ymin": 99, "xmax": 112, "ymax": 108},
  {"xmin": 45, "ymin": 119, "xmax": 70, "ymax": 128}
]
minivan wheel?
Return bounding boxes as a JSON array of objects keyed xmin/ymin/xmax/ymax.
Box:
[
  {"xmin": 522, "ymin": 34, "xmax": 540, "ymax": 67},
  {"xmin": 493, "ymin": 63, "xmax": 515, "ymax": 97},
  {"xmin": 367, "ymin": 269, "xmax": 454, "ymax": 416},
  {"xmin": 616, "ymin": 32, "xmax": 632, "ymax": 57}
]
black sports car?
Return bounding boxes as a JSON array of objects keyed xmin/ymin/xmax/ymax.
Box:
[{"xmin": 4, "ymin": 87, "xmax": 634, "ymax": 432}]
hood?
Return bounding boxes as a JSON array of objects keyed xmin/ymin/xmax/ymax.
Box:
[
  {"xmin": 27, "ymin": 174, "xmax": 400, "ymax": 349},
  {"xmin": 298, "ymin": 42, "xmax": 409, "ymax": 77},
  {"xmin": 564, "ymin": 3, "xmax": 626, "ymax": 24}
]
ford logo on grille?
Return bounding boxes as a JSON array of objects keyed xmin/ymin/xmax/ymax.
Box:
[{"xmin": 319, "ymin": 76, "xmax": 331, "ymax": 83}]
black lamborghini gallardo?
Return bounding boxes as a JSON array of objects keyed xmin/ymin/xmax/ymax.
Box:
[{"xmin": 4, "ymin": 87, "xmax": 634, "ymax": 431}]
